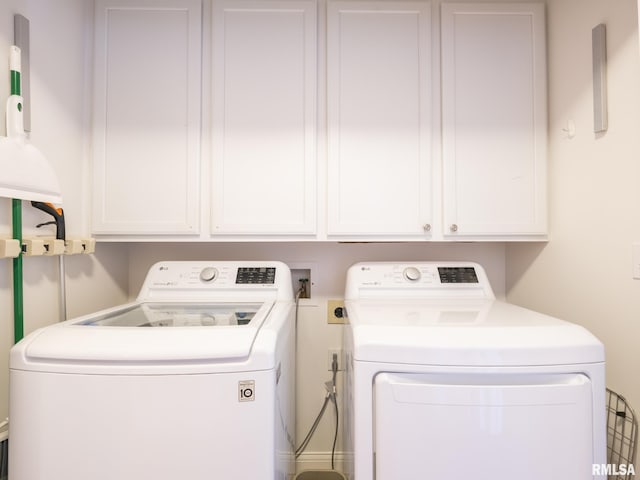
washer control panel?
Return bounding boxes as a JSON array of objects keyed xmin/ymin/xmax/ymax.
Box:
[
  {"xmin": 236, "ymin": 267, "xmax": 276, "ymax": 284},
  {"xmin": 345, "ymin": 262, "xmax": 494, "ymax": 299},
  {"xmin": 437, "ymin": 267, "xmax": 479, "ymax": 284},
  {"xmin": 403, "ymin": 266, "xmax": 422, "ymax": 282},
  {"xmin": 138, "ymin": 261, "xmax": 293, "ymax": 301},
  {"xmin": 199, "ymin": 267, "xmax": 219, "ymax": 283}
]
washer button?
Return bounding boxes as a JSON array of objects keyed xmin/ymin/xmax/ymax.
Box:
[
  {"xmin": 403, "ymin": 267, "xmax": 421, "ymax": 282},
  {"xmin": 200, "ymin": 267, "xmax": 218, "ymax": 282}
]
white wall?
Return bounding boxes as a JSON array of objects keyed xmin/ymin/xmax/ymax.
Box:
[
  {"xmin": 0, "ymin": 0, "xmax": 129, "ymax": 422},
  {"xmin": 126, "ymin": 241, "xmax": 506, "ymax": 468},
  {"xmin": 506, "ymin": 0, "xmax": 640, "ymax": 460}
]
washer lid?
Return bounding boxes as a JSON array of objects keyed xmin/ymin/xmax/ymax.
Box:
[
  {"xmin": 345, "ymin": 299, "xmax": 604, "ymax": 366},
  {"xmin": 76, "ymin": 303, "xmax": 261, "ymax": 327},
  {"xmin": 17, "ymin": 301, "xmax": 273, "ymax": 365}
]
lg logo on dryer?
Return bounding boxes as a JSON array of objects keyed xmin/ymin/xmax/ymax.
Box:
[{"xmin": 238, "ymin": 380, "xmax": 255, "ymax": 402}]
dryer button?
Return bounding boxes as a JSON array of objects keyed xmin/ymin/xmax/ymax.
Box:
[
  {"xmin": 199, "ymin": 267, "xmax": 219, "ymax": 283},
  {"xmin": 403, "ymin": 267, "xmax": 421, "ymax": 282}
]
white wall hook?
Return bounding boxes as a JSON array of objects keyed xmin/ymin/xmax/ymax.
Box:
[{"xmin": 562, "ymin": 120, "xmax": 576, "ymax": 139}]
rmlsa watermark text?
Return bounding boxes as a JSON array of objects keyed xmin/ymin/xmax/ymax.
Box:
[{"xmin": 592, "ymin": 464, "xmax": 636, "ymax": 476}]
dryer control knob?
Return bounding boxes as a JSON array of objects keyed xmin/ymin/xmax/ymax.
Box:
[
  {"xmin": 403, "ymin": 267, "xmax": 421, "ymax": 282},
  {"xmin": 200, "ymin": 267, "xmax": 218, "ymax": 283}
]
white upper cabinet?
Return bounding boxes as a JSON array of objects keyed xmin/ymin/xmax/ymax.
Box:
[
  {"xmin": 211, "ymin": 0, "xmax": 317, "ymax": 235},
  {"xmin": 441, "ymin": 3, "xmax": 547, "ymax": 239},
  {"xmin": 92, "ymin": 0, "xmax": 202, "ymax": 235},
  {"xmin": 326, "ymin": 1, "xmax": 433, "ymax": 238},
  {"xmin": 89, "ymin": 0, "xmax": 548, "ymax": 241}
]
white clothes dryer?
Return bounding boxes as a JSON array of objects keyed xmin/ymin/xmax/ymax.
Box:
[
  {"xmin": 343, "ymin": 262, "xmax": 606, "ymax": 480},
  {"xmin": 10, "ymin": 261, "xmax": 295, "ymax": 480}
]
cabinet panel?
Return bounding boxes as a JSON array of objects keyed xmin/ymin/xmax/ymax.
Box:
[
  {"xmin": 92, "ymin": 0, "xmax": 201, "ymax": 235},
  {"xmin": 327, "ymin": 1, "xmax": 432, "ymax": 237},
  {"xmin": 441, "ymin": 3, "xmax": 547, "ymax": 238},
  {"xmin": 211, "ymin": 1, "xmax": 317, "ymax": 234}
]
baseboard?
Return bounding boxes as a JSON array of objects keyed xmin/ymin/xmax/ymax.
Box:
[{"xmin": 295, "ymin": 451, "xmax": 347, "ymax": 473}]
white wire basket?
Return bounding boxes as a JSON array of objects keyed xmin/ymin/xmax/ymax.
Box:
[{"xmin": 606, "ymin": 388, "xmax": 638, "ymax": 480}]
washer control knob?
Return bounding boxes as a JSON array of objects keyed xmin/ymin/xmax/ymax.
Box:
[
  {"xmin": 403, "ymin": 267, "xmax": 421, "ymax": 282},
  {"xmin": 199, "ymin": 267, "xmax": 218, "ymax": 283}
]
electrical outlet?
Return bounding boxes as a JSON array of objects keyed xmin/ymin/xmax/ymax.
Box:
[
  {"xmin": 327, "ymin": 349, "xmax": 344, "ymax": 371},
  {"xmin": 327, "ymin": 300, "xmax": 345, "ymax": 324}
]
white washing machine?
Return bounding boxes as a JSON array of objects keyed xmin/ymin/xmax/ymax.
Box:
[
  {"xmin": 343, "ymin": 262, "xmax": 606, "ymax": 480},
  {"xmin": 9, "ymin": 261, "xmax": 295, "ymax": 480}
]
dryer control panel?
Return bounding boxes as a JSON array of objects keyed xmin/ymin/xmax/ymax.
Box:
[{"xmin": 344, "ymin": 262, "xmax": 495, "ymax": 300}]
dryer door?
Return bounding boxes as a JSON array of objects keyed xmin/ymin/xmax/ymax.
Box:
[{"xmin": 374, "ymin": 372, "xmax": 594, "ymax": 479}]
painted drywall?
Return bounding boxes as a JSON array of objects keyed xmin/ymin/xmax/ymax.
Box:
[
  {"xmin": 506, "ymin": 0, "xmax": 640, "ymax": 463},
  {"xmin": 0, "ymin": 0, "xmax": 93, "ymax": 236},
  {"xmin": 0, "ymin": 0, "xmax": 129, "ymax": 423}
]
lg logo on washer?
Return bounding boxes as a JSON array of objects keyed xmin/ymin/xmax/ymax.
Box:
[{"xmin": 239, "ymin": 380, "xmax": 255, "ymax": 402}]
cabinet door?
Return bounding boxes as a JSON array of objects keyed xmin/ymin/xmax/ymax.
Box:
[
  {"xmin": 327, "ymin": 1, "xmax": 432, "ymax": 238},
  {"xmin": 441, "ymin": 3, "xmax": 547, "ymax": 239},
  {"xmin": 92, "ymin": 0, "xmax": 202, "ymax": 235},
  {"xmin": 211, "ymin": 0, "xmax": 317, "ymax": 235}
]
